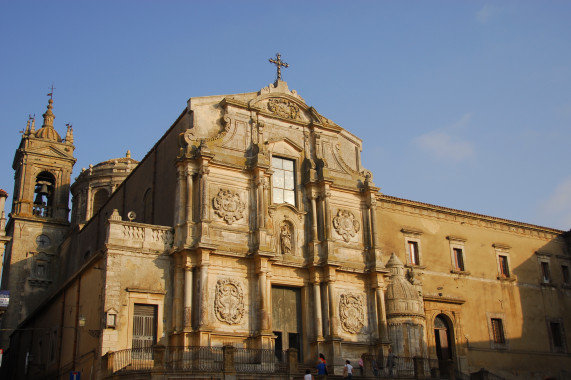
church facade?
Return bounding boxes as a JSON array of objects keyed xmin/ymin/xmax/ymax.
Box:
[{"xmin": 0, "ymin": 77, "xmax": 570, "ymax": 380}]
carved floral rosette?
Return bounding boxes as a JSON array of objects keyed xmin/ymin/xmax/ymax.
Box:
[
  {"xmin": 332, "ymin": 209, "xmax": 360, "ymax": 242},
  {"xmin": 267, "ymin": 98, "xmax": 300, "ymax": 120},
  {"xmin": 339, "ymin": 293, "xmax": 365, "ymax": 334},
  {"xmin": 212, "ymin": 189, "xmax": 245, "ymax": 225},
  {"xmin": 214, "ymin": 278, "xmax": 245, "ymax": 325}
]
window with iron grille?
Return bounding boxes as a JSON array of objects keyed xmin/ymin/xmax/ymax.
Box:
[
  {"xmin": 271, "ymin": 157, "xmax": 295, "ymax": 206},
  {"xmin": 491, "ymin": 318, "xmax": 505, "ymax": 344}
]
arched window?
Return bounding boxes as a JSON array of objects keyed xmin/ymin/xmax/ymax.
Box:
[
  {"xmin": 33, "ymin": 171, "xmax": 55, "ymax": 217},
  {"xmin": 92, "ymin": 188, "xmax": 109, "ymax": 216}
]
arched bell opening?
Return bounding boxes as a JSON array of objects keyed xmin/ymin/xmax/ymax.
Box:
[{"xmin": 33, "ymin": 171, "xmax": 55, "ymax": 217}]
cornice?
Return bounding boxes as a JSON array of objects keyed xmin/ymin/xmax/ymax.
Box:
[{"xmin": 378, "ymin": 194, "xmax": 565, "ymax": 239}]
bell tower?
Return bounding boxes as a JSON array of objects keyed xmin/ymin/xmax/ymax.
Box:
[{"xmin": 0, "ymin": 95, "xmax": 76, "ymax": 348}]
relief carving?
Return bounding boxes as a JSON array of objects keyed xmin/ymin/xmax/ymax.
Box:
[
  {"xmin": 339, "ymin": 293, "xmax": 365, "ymax": 334},
  {"xmin": 332, "ymin": 210, "xmax": 360, "ymax": 242},
  {"xmin": 212, "ymin": 189, "xmax": 245, "ymax": 225},
  {"xmin": 214, "ymin": 278, "xmax": 244, "ymax": 325},
  {"xmin": 267, "ymin": 98, "xmax": 300, "ymax": 120},
  {"xmin": 280, "ymin": 222, "xmax": 292, "ymax": 255}
]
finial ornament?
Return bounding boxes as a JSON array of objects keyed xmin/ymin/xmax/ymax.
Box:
[
  {"xmin": 47, "ymin": 83, "xmax": 55, "ymax": 99},
  {"xmin": 268, "ymin": 53, "xmax": 289, "ymax": 81}
]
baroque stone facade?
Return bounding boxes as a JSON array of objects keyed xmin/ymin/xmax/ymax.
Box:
[{"xmin": 0, "ymin": 80, "xmax": 570, "ymax": 380}]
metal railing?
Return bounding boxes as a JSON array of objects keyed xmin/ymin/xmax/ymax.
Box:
[
  {"xmin": 105, "ymin": 346, "xmax": 290, "ymax": 376},
  {"xmin": 167, "ymin": 346, "xmax": 223, "ymax": 371},
  {"xmin": 111, "ymin": 347, "xmax": 155, "ymax": 373},
  {"xmin": 233, "ymin": 347, "xmax": 288, "ymax": 374},
  {"xmin": 371, "ymin": 356, "xmax": 439, "ymax": 378}
]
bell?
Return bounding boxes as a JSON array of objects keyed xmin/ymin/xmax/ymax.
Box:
[{"xmin": 38, "ymin": 184, "xmax": 49, "ymax": 196}]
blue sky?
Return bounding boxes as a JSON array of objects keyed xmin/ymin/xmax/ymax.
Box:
[{"xmin": 1, "ymin": 1, "xmax": 570, "ymax": 230}]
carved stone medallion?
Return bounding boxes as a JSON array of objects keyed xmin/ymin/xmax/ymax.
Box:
[
  {"xmin": 339, "ymin": 293, "xmax": 365, "ymax": 334},
  {"xmin": 267, "ymin": 98, "xmax": 300, "ymax": 120},
  {"xmin": 332, "ymin": 210, "xmax": 360, "ymax": 242},
  {"xmin": 214, "ymin": 278, "xmax": 245, "ymax": 325},
  {"xmin": 212, "ymin": 189, "xmax": 245, "ymax": 225}
]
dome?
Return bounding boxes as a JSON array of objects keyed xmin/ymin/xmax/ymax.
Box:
[
  {"xmin": 385, "ymin": 253, "xmax": 425, "ymax": 318},
  {"xmin": 35, "ymin": 126, "xmax": 62, "ymax": 142}
]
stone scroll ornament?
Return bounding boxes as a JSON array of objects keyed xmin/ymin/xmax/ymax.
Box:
[
  {"xmin": 332, "ymin": 209, "xmax": 360, "ymax": 242},
  {"xmin": 267, "ymin": 98, "xmax": 300, "ymax": 120},
  {"xmin": 212, "ymin": 189, "xmax": 245, "ymax": 225},
  {"xmin": 214, "ymin": 278, "xmax": 245, "ymax": 325},
  {"xmin": 339, "ymin": 293, "xmax": 365, "ymax": 334}
]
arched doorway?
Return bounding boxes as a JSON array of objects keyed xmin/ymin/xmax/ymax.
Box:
[{"xmin": 434, "ymin": 314, "xmax": 454, "ymax": 378}]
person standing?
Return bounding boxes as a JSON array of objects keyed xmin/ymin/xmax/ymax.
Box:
[
  {"xmin": 343, "ymin": 360, "xmax": 353, "ymax": 380},
  {"xmin": 316, "ymin": 356, "xmax": 327, "ymax": 379},
  {"xmin": 305, "ymin": 369, "xmax": 315, "ymax": 380},
  {"xmin": 387, "ymin": 347, "xmax": 396, "ymax": 377}
]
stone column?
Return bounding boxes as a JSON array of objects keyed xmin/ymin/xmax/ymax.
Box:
[
  {"xmin": 375, "ymin": 286, "xmax": 388, "ymax": 341},
  {"xmin": 256, "ymin": 175, "xmax": 266, "ymax": 230},
  {"xmin": 313, "ymin": 281, "xmax": 323, "ymax": 339},
  {"xmin": 174, "ymin": 260, "xmax": 184, "ymax": 332},
  {"xmin": 185, "ymin": 169, "xmax": 194, "ymax": 224},
  {"xmin": 310, "ymin": 194, "xmax": 319, "ymax": 242},
  {"xmin": 86, "ymin": 186, "xmax": 93, "ymax": 220},
  {"xmin": 369, "ymin": 199, "xmax": 379, "ymax": 249},
  {"xmin": 200, "ymin": 167, "xmax": 210, "ymax": 221},
  {"xmin": 258, "ymin": 268, "xmax": 269, "ymax": 331},
  {"xmin": 175, "ymin": 167, "xmax": 186, "ymax": 227},
  {"xmin": 322, "ymin": 190, "xmax": 332, "ymax": 240},
  {"xmin": 327, "ymin": 280, "xmax": 338, "ymax": 337},
  {"xmin": 198, "ymin": 263, "xmax": 209, "ymax": 328},
  {"xmin": 184, "ymin": 265, "xmax": 193, "ymax": 329},
  {"xmin": 322, "ymin": 283, "xmax": 330, "ymax": 337}
]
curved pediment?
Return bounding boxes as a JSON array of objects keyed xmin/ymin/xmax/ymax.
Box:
[{"xmin": 249, "ymin": 81, "xmax": 318, "ymax": 124}]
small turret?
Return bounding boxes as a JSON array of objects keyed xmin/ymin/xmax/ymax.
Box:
[{"xmin": 65, "ymin": 124, "xmax": 74, "ymax": 144}]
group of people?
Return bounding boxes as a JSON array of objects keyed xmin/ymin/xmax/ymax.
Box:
[
  {"xmin": 304, "ymin": 353, "xmax": 355, "ymax": 380},
  {"xmin": 304, "ymin": 348, "xmax": 396, "ymax": 380}
]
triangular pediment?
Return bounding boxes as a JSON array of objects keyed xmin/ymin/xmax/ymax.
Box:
[{"xmin": 26, "ymin": 144, "xmax": 74, "ymax": 159}]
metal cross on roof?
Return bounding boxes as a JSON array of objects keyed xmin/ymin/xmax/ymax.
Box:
[{"xmin": 269, "ymin": 53, "xmax": 289, "ymax": 81}]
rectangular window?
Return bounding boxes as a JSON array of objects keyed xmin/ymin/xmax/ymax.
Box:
[
  {"xmin": 271, "ymin": 157, "xmax": 295, "ymax": 206},
  {"xmin": 408, "ymin": 241, "xmax": 420, "ymax": 265},
  {"xmin": 550, "ymin": 322, "xmax": 563, "ymax": 350},
  {"xmin": 562, "ymin": 265, "xmax": 570, "ymax": 285},
  {"xmin": 541, "ymin": 262, "xmax": 551, "ymax": 283},
  {"xmin": 498, "ymin": 255, "xmax": 510, "ymax": 278},
  {"xmin": 453, "ymin": 248, "xmax": 465, "ymax": 271},
  {"xmin": 491, "ymin": 318, "xmax": 505, "ymax": 344}
]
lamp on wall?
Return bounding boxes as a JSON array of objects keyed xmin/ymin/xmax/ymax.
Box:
[{"xmin": 78, "ymin": 315, "xmax": 86, "ymax": 327}]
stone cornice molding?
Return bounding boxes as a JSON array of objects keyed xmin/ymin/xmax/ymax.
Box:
[
  {"xmin": 378, "ymin": 194, "xmax": 564, "ymax": 239},
  {"xmin": 423, "ymin": 294, "xmax": 466, "ymax": 305}
]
